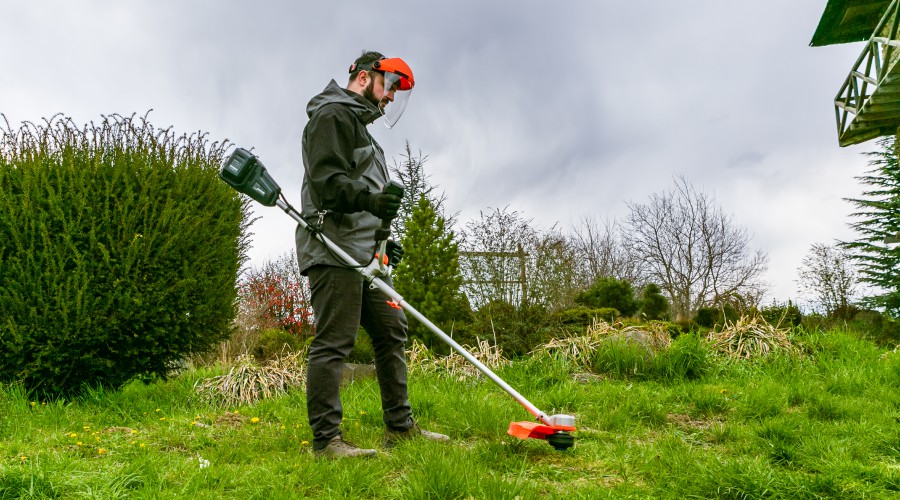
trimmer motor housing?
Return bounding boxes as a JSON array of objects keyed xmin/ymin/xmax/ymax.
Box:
[{"xmin": 219, "ymin": 148, "xmax": 281, "ymax": 206}]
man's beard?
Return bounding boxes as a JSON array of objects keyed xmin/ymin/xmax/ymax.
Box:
[{"xmin": 363, "ymin": 79, "xmax": 385, "ymax": 110}]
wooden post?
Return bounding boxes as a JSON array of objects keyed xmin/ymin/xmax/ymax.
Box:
[{"xmin": 518, "ymin": 243, "xmax": 527, "ymax": 306}]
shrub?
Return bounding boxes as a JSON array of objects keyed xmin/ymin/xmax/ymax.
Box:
[
  {"xmin": 575, "ymin": 276, "xmax": 639, "ymax": 316},
  {"xmin": 348, "ymin": 328, "xmax": 375, "ymax": 364},
  {"xmin": 639, "ymin": 283, "xmax": 670, "ymax": 320},
  {"xmin": 694, "ymin": 304, "xmax": 739, "ymax": 329},
  {"xmin": 455, "ymin": 301, "xmax": 557, "ymax": 357},
  {"xmin": 0, "ymin": 114, "xmax": 251, "ymax": 397},
  {"xmin": 553, "ymin": 306, "xmax": 620, "ymax": 326},
  {"xmin": 238, "ymin": 253, "xmax": 314, "ymax": 337},
  {"xmin": 758, "ymin": 300, "xmax": 803, "ymax": 328},
  {"xmin": 253, "ymin": 328, "xmax": 302, "ymax": 361},
  {"xmin": 847, "ymin": 310, "xmax": 900, "ymax": 346}
]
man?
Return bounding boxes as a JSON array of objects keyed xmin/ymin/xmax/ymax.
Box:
[{"xmin": 296, "ymin": 50, "xmax": 450, "ymax": 458}]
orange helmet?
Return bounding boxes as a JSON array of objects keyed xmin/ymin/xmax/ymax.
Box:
[
  {"xmin": 372, "ymin": 57, "xmax": 415, "ymax": 91},
  {"xmin": 349, "ymin": 55, "xmax": 415, "ymax": 128}
]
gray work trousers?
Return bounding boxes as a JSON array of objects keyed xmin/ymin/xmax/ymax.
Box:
[{"xmin": 305, "ymin": 264, "xmax": 413, "ymax": 450}]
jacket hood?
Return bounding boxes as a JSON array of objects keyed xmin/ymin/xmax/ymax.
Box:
[{"xmin": 306, "ymin": 79, "xmax": 381, "ymax": 125}]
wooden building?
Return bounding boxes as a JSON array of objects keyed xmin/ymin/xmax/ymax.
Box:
[{"xmin": 812, "ymin": 0, "xmax": 900, "ymax": 146}]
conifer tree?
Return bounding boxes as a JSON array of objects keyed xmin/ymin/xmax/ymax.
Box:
[
  {"xmin": 841, "ymin": 136, "xmax": 900, "ymax": 315},
  {"xmin": 392, "ymin": 195, "xmax": 467, "ymax": 349},
  {"xmin": 389, "ymin": 141, "xmax": 439, "ymax": 240}
]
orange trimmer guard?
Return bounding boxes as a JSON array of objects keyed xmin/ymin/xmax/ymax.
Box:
[{"xmin": 508, "ymin": 421, "xmax": 576, "ymax": 441}]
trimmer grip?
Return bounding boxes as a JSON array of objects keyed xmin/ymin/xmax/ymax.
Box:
[
  {"xmin": 383, "ymin": 180, "xmax": 404, "ymax": 198},
  {"xmin": 376, "ymin": 181, "xmax": 405, "ymax": 241}
]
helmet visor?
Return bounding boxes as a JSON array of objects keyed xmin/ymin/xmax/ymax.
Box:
[{"xmin": 380, "ymin": 71, "xmax": 412, "ymax": 128}]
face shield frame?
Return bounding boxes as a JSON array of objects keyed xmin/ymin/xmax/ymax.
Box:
[{"xmin": 379, "ymin": 71, "xmax": 412, "ymax": 128}]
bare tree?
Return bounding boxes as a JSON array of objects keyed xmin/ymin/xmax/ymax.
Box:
[
  {"xmin": 569, "ymin": 216, "xmax": 643, "ymax": 287},
  {"xmin": 459, "ymin": 207, "xmax": 582, "ymax": 310},
  {"xmin": 624, "ymin": 176, "xmax": 768, "ymax": 320},
  {"xmin": 460, "ymin": 207, "xmax": 536, "ymax": 308},
  {"xmin": 797, "ymin": 243, "xmax": 858, "ymax": 318},
  {"xmin": 529, "ymin": 226, "xmax": 583, "ymax": 310}
]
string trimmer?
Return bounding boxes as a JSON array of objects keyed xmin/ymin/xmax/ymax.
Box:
[{"xmin": 219, "ymin": 148, "xmax": 576, "ymax": 451}]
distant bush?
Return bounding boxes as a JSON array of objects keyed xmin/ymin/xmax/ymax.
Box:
[
  {"xmin": 639, "ymin": 283, "xmax": 670, "ymax": 320},
  {"xmin": 575, "ymin": 277, "xmax": 639, "ymax": 317},
  {"xmin": 239, "ymin": 253, "xmax": 314, "ymax": 338},
  {"xmin": 694, "ymin": 305, "xmax": 739, "ymax": 329},
  {"xmin": 759, "ymin": 301, "xmax": 803, "ymax": 328},
  {"xmin": 254, "ymin": 328, "xmax": 302, "ymax": 362},
  {"xmin": 847, "ymin": 310, "xmax": 900, "ymax": 347},
  {"xmin": 348, "ymin": 329, "xmax": 376, "ymax": 364},
  {"xmin": 553, "ymin": 306, "xmax": 620, "ymax": 326},
  {"xmin": 455, "ymin": 301, "xmax": 557, "ymax": 357},
  {"xmin": 0, "ymin": 114, "xmax": 251, "ymax": 397}
]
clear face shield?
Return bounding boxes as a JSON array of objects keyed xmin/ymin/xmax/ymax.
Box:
[{"xmin": 379, "ymin": 72, "xmax": 412, "ymax": 128}]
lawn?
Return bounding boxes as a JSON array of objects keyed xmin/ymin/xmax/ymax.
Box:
[{"xmin": 2, "ymin": 328, "xmax": 899, "ymax": 499}]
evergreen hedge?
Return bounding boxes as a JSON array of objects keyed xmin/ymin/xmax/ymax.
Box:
[{"xmin": 0, "ymin": 114, "xmax": 251, "ymax": 396}]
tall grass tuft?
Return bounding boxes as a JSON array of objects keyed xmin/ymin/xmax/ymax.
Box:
[
  {"xmin": 194, "ymin": 352, "xmax": 304, "ymax": 407},
  {"xmin": 708, "ymin": 315, "xmax": 795, "ymax": 359}
]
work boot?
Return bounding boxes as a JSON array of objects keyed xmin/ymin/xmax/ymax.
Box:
[
  {"xmin": 384, "ymin": 423, "xmax": 450, "ymax": 448},
  {"xmin": 313, "ymin": 435, "xmax": 377, "ymax": 459}
]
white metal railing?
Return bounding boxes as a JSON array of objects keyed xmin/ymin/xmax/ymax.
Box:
[{"xmin": 834, "ymin": 0, "xmax": 900, "ymax": 143}]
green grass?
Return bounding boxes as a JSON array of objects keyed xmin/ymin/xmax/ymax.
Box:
[{"xmin": 2, "ymin": 330, "xmax": 899, "ymax": 498}]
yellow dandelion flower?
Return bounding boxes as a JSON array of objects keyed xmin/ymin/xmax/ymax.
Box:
[
  {"xmin": 250, "ymin": 417, "xmax": 260, "ymax": 423},
  {"xmin": 190, "ymin": 421, "xmax": 198, "ymax": 426},
  {"xmin": 233, "ymin": 410, "xmax": 240, "ymax": 414},
  {"xmin": 30, "ymin": 401, "xmax": 36, "ymax": 407},
  {"xmin": 20, "ymin": 456, "xmax": 26, "ymax": 461},
  {"xmin": 76, "ymin": 442, "xmax": 83, "ymax": 446},
  {"xmin": 359, "ymin": 410, "xmax": 367, "ymax": 415},
  {"xmin": 280, "ymin": 425, "xmax": 286, "ymax": 430},
  {"xmin": 155, "ymin": 408, "xmax": 161, "ymax": 412},
  {"xmin": 95, "ymin": 437, "xmax": 101, "ymax": 442},
  {"xmin": 131, "ymin": 441, "xmax": 136, "ymax": 445},
  {"xmin": 139, "ymin": 443, "xmax": 145, "ymax": 448},
  {"xmin": 69, "ymin": 432, "xmax": 77, "ymax": 438},
  {"xmin": 301, "ymin": 440, "xmax": 309, "ymax": 445},
  {"xmin": 83, "ymin": 426, "xmax": 90, "ymax": 431},
  {"xmin": 98, "ymin": 448, "xmax": 106, "ymax": 455}
]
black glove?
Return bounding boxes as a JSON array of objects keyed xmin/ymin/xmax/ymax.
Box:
[
  {"xmin": 386, "ymin": 240, "xmax": 404, "ymax": 266},
  {"xmin": 358, "ymin": 190, "xmax": 402, "ymax": 221}
]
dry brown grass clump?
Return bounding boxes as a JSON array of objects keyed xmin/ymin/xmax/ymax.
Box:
[
  {"xmin": 407, "ymin": 338, "xmax": 508, "ymax": 380},
  {"xmin": 194, "ymin": 352, "xmax": 305, "ymax": 407},
  {"xmin": 707, "ymin": 315, "xmax": 795, "ymax": 359},
  {"xmin": 541, "ymin": 319, "xmax": 672, "ymax": 369}
]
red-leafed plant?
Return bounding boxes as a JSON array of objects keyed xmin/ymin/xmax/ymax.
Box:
[{"xmin": 238, "ymin": 253, "xmax": 314, "ymax": 337}]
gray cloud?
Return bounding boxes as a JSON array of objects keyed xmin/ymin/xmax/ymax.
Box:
[{"xmin": 0, "ymin": 0, "xmax": 880, "ymax": 303}]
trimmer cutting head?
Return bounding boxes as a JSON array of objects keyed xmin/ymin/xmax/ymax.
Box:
[{"xmin": 508, "ymin": 414, "xmax": 576, "ymax": 451}]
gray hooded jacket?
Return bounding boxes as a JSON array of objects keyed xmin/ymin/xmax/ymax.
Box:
[{"xmin": 295, "ymin": 80, "xmax": 391, "ymax": 274}]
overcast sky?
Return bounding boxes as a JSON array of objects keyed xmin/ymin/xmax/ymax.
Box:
[{"xmin": 0, "ymin": 1, "xmax": 877, "ymax": 305}]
